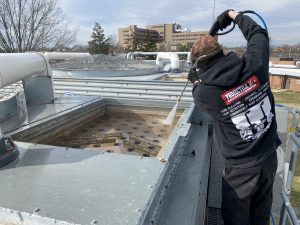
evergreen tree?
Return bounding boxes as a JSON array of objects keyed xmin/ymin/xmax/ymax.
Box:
[
  {"xmin": 141, "ymin": 30, "xmax": 157, "ymax": 52},
  {"xmin": 125, "ymin": 30, "xmax": 157, "ymax": 53},
  {"xmin": 88, "ymin": 23, "xmax": 110, "ymax": 55},
  {"xmin": 177, "ymin": 44, "xmax": 190, "ymax": 60},
  {"xmin": 125, "ymin": 32, "xmax": 140, "ymax": 52},
  {"xmin": 177, "ymin": 44, "xmax": 189, "ymax": 52}
]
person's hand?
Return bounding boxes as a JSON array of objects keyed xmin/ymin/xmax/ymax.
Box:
[
  {"xmin": 228, "ymin": 10, "xmax": 239, "ymax": 21},
  {"xmin": 217, "ymin": 9, "xmax": 233, "ymax": 30},
  {"xmin": 187, "ymin": 67, "xmax": 199, "ymax": 84}
]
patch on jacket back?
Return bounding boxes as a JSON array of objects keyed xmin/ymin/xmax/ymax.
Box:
[
  {"xmin": 231, "ymin": 96, "xmax": 274, "ymax": 141},
  {"xmin": 220, "ymin": 80, "xmax": 273, "ymax": 141},
  {"xmin": 220, "ymin": 75, "xmax": 260, "ymax": 105}
]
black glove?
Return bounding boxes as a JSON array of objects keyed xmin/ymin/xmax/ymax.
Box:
[
  {"xmin": 187, "ymin": 67, "xmax": 199, "ymax": 84},
  {"xmin": 217, "ymin": 10, "xmax": 233, "ymax": 31}
]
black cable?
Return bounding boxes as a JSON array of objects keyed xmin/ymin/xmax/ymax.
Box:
[{"xmin": 211, "ymin": 10, "xmax": 268, "ymax": 36}]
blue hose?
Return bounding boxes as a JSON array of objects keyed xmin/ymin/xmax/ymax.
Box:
[
  {"xmin": 241, "ymin": 10, "xmax": 268, "ymax": 33},
  {"xmin": 270, "ymin": 212, "xmax": 276, "ymax": 225}
]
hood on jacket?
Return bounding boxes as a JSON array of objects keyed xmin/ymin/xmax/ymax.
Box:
[{"xmin": 197, "ymin": 52, "xmax": 243, "ymax": 87}]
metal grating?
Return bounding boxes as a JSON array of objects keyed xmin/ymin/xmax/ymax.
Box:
[
  {"xmin": 206, "ymin": 207, "xmax": 224, "ymax": 225},
  {"xmin": 38, "ymin": 109, "xmax": 180, "ymax": 157},
  {"xmin": 0, "ymin": 82, "xmax": 23, "ymax": 100},
  {"xmin": 50, "ymin": 54, "xmax": 159, "ymax": 71}
]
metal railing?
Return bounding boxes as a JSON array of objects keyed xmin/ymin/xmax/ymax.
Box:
[{"xmin": 279, "ymin": 123, "xmax": 300, "ymax": 225}]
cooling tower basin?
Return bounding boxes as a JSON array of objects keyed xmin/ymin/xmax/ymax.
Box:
[
  {"xmin": 40, "ymin": 107, "xmax": 182, "ymax": 157},
  {"xmin": 0, "ymin": 96, "xmax": 212, "ymax": 225}
]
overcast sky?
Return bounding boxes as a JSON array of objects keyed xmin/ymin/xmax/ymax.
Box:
[{"xmin": 58, "ymin": 0, "xmax": 300, "ymax": 47}]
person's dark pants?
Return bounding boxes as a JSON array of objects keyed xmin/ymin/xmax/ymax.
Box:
[{"xmin": 221, "ymin": 152, "xmax": 278, "ymax": 225}]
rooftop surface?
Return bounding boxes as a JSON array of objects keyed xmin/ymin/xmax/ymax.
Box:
[{"xmin": 0, "ymin": 142, "xmax": 163, "ymax": 225}]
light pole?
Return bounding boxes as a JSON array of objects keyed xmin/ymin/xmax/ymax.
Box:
[{"xmin": 212, "ymin": 0, "xmax": 216, "ymax": 23}]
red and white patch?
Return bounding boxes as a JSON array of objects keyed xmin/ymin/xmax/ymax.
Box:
[{"xmin": 221, "ymin": 75, "xmax": 260, "ymax": 105}]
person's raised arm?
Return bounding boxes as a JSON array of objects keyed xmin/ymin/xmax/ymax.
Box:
[{"xmin": 229, "ymin": 10, "xmax": 269, "ymax": 79}]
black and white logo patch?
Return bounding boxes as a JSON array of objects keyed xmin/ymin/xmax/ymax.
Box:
[{"xmin": 231, "ymin": 96, "xmax": 274, "ymax": 141}]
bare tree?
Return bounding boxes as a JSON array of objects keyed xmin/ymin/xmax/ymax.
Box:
[
  {"xmin": 107, "ymin": 34, "xmax": 119, "ymax": 54},
  {"xmin": 0, "ymin": 0, "xmax": 77, "ymax": 53}
]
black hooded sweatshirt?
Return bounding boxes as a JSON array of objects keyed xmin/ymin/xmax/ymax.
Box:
[{"xmin": 192, "ymin": 14, "xmax": 281, "ymax": 166}]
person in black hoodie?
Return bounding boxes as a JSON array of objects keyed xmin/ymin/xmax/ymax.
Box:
[{"xmin": 188, "ymin": 10, "xmax": 281, "ymax": 225}]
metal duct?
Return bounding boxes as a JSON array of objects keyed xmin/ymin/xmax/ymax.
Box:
[
  {"xmin": 156, "ymin": 52, "xmax": 180, "ymax": 70},
  {"xmin": 126, "ymin": 51, "xmax": 159, "ymax": 60},
  {"xmin": 0, "ymin": 53, "xmax": 51, "ymax": 88},
  {"xmin": 126, "ymin": 51, "xmax": 192, "ymax": 63}
]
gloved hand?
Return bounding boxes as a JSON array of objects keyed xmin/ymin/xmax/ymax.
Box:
[
  {"xmin": 187, "ymin": 67, "xmax": 199, "ymax": 84},
  {"xmin": 217, "ymin": 9, "xmax": 233, "ymax": 30}
]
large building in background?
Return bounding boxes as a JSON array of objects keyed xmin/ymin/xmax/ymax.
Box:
[
  {"xmin": 118, "ymin": 23, "xmax": 208, "ymax": 51},
  {"xmin": 118, "ymin": 25, "xmax": 161, "ymax": 50}
]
